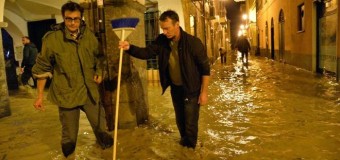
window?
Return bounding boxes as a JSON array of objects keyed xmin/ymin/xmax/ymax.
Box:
[
  {"xmin": 144, "ymin": 11, "xmax": 159, "ymax": 69},
  {"xmin": 189, "ymin": 15, "xmax": 197, "ymax": 36},
  {"xmin": 298, "ymin": 3, "xmax": 305, "ymax": 31}
]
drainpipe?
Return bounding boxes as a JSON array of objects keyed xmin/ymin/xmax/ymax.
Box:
[{"xmin": 203, "ymin": 0, "xmax": 207, "ymax": 47}]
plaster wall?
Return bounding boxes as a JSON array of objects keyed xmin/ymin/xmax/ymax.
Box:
[
  {"xmin": 4, "ymin": 9, "xmax": 27, "ymax": 47},
  {"xmin": 0, "ymin": 0, "xmax": 3, "ymax": 21},
  {"xmin": 257, "ymin": 0, "xmax": 315, "ymax": 70},
  {"xmin": 157, "ymin": 0, "xmax": 186, "ymax": 32}
]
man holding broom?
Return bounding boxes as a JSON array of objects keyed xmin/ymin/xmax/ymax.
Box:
[
  {"xmin": 119, "ymin": 10, "xmax": 210, "ymax": 149},
  {"xmin": 32, "ymin": 1, "xmax": 112, "ymax": 158}
]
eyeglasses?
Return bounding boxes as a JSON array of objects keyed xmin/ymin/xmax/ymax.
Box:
[{"xmin": 64, "ymin": 17, "xmax": 81, "ymax": 23}]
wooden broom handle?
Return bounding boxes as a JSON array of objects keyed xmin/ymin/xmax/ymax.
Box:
[{"xmin": 113, "ymin": 29, "xmax": 125, "ymax": 160}]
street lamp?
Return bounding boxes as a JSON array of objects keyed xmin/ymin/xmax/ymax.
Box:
[{"xmin": 242, "ymin": 14, "xmax": 248, "ymax": 20}]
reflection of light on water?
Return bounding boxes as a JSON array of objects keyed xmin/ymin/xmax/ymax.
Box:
[
  {"xmin": 206, "ymin": 129, "xmax": 222, "ymax": 140},
  {"xmin": 217, "ymin": 117, "xmax": 234, "ymax": 127},
  {"xmin": 238, "ymin": 136, "xmax": 257, "ymax": 144},
  {"xmin": 204, "ymin": 55, "xmax": 266, "ymax": 157},
  {"xmin": 212, "ymin": 147, "xmax": 229, "ymax": 156},
  {"xmin": 229, "ymin": 148, "xmax": 248, "ymax": 155}
]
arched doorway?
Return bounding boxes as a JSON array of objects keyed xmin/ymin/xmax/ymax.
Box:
[
  {"xmin": 270, "ymin": 18, "xmax": 275, "ymax": 60},
  {"xmin": 279, "ymin": 9, "xmax": 285, "ymax": 62},
  {"xmin": 1, "ymin": 29, "xmax": 18, "ymax": 90},
  {"xmin": 316, "ymin": 0, "xmax": 337, "ymax": 76}
]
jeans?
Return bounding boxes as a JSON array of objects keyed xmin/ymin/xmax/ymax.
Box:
[
  {"xmin": 170, "ymin": 84, "xmax": 200, "ymax": 148},
  {"xmin": 241, "ymin": 51, "xmax": 249, "ymax": 63}
]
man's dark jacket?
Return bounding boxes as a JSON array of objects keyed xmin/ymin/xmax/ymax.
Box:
[
  {"xmin": 236, "ymin": 36, "xmax": 251, "ymax": 53},
  {"xmin": 21, "ymin": 42, "xmax": 38, "ymax": 67},
  {"xmin": 127, "ymin": 28, "xmax": 210, "ymax": 96}
]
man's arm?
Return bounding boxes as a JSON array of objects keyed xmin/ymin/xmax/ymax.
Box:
[
  {"xmin": 21, "ymin": 46, "xmax": 29, "ymax": 70},
  {"xmin": 199, "ymin": 75, "xmax": 209, "ymax": 105},
  {"xmin": 119, "ymin": 35, "xmax": 166, "ymax": 59},
  {"xmin": 191, "ymin": 37, "xmax": 210, "ymax": 105},
  {"xmin": 32, "ymin": 36, "xmax": 53, "ymax": 111},
  {"xmin": 34, "ymin": 78, "xmax": 47, "ymax": 111}
]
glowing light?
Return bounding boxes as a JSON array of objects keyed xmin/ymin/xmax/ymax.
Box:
[
  {"xmin": 238, "ymin": 30, "xmax": 243, "ymax": 37},
  {"xmin": 6, "ymin": 51, "xmax": 10, "ymax": 58},
  {"xmin": 242, "ymin": 14, "xmax": 248, "ymax": 20}
]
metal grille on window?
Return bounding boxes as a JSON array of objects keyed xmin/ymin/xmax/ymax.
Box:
[{"xmin": 145, "ymin": 11, "xmax": 159, "ymax": 70}]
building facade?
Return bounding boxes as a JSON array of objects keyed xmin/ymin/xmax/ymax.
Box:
[{"xmin": 256, "ymin": 0, "xmax": 340, "ymax": 80}]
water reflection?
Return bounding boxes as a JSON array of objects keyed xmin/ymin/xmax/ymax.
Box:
[
  {"xmin": 2, "ymin": 52, "xmax": 340, "ymax": 159},
  {"xmin": 200, "ymin": 52, "xmax": 340, "ymax": 159}
]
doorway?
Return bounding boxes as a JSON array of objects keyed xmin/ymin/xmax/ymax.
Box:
[
  {"xmin": 270, "ymin": 18, "xmax": 275, "ymax": 60},
  {"xmin": 316, "ymin": 0, "xmax": 337, "ymax": 75},
  {"xmin": 27, "ymin": 19, "xmax": 56, "ymax": 52},
  {"xmin": 279, "ymin": 10, "xmax": 285, "ymax": 62},
  {"xmin": 1, "ymin": 29, "xmax": 18, "ymax": 89}
]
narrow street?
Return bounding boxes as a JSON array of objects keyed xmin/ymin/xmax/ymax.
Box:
[{"xmin": 1, "ymin": 52, "xmax": 340, "ymax": 160}]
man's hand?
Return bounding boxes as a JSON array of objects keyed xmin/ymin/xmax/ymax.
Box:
[
  {"xmin": 94, "ymin": 75, "xmax": 103, "ymax": 84},
  {"xmin": 34, "ymin": 97, "xmax": 45, "ymax": 111},
  {"xmin": 198, "ymin": 91, "xmax": 208, "ymax": 105},
  {"xmin": 119, "ymin": 41, "xmax": 130, "ymax": 51},
  {"xmin": 34, "ymin": 78, "xmax": 47, "ymax": 111}
]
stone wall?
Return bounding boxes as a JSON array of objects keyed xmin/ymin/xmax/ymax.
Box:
[
  {"xmin": 0, "ymin": 28, "xmax": 11, "ymax": 118},
  {"xmin": 105, "ymin": 1, "xmax": 149, "ymax": 129},
  {"xmin": 80, "ymin": 1, "xmax": 148, "ymax": 129}
]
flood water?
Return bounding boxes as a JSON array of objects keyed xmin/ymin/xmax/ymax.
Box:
[{"xmin": 1, "ymin": 52, "xmax": 340, "ymax": 160}]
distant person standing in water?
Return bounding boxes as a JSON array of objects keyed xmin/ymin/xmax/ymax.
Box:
[
  {"xmin": 235, "ymin": 35, "xmax": 251, "ymax": 64},
  {"xmin": 219, "ymin": 47, "xmax": 227, "ymax": 64}
]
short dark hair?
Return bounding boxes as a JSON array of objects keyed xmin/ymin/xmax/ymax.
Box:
[
  {"xmin": 61, "ymin": 1, "xmax": 84, "ymax": 18},
  {"xmin": 22, "ymin": 36, "xmax": 30, "ymax": 40},
  {"xmin": 159, "ymin": 10, "xmax": 179, "ymax": 24}
]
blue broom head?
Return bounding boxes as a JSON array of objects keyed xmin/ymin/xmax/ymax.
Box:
[{"xmin": 111, "ymin": 18, "xmax": 139, "ymax": 29}]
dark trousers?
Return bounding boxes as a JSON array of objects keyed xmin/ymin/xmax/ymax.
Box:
[
  {"xmin": 21, "ymin": 66, "xmax": 35, "ymax": 86},
  {"xmin": 220, "ymin": 54, "xmax": 226, "ymax": 63},
  {"xmin": 241, "ymin": 51, "xmax": 248, "ymax": 63},
  {"xmin": 170, "ymin": 85, "xmax": 200, "ymax": 148},
  {"xmin": 58, "ymin": 96, "xmax": 112, "ymax": 156}
]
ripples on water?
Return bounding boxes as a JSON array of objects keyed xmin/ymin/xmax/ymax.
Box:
[{"xmin": 202, "ymin": 54, "xmax": 340, "ymax": 159}]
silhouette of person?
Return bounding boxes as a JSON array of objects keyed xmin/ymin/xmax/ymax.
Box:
[
  {"xmin": 235, "ymin": 35, "xmax": 251, "ymax": 64},
  {"xmin": 219, "ymin": 47, "xmax": 227, "ymax": 64}
]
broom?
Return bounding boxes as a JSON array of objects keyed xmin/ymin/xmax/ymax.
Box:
[{"xmin": 110, "ymin": 17, "xmax": 139, "ymax": 160}]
